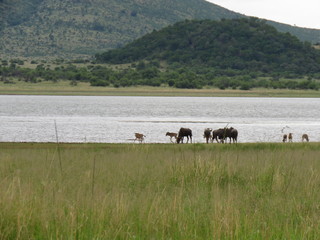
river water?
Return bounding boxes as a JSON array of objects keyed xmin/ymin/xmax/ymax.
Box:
[{"xmin": 0, "ymin": 95, "xmax": 319, "ymax": 143}]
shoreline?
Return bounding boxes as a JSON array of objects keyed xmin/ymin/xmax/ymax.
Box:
[
  {"xmin": 0, "ymin": 141, "xmax": 317, "ymax": 146},
  {"xmin": 1, "ymin": 83, "xmax": 320, "ymax": 98}
]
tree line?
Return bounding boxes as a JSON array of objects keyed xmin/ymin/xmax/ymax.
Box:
[{"xmin": 1, "ymin": 59, "xmax": 319, "ymax": 90}]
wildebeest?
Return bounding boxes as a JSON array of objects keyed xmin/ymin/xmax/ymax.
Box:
[
  {"xmin": 134, "ymin": 133, "xmax": 146, "ymax": 143},
  {"xmin": 212, "ymin": 128, "xmax": 226, "ymax": 143},
  {"xmin": 177, "ymin": 128, "xmax": 192, "ymax": 144},
  {"xmin": 302, "ymin": 134, "xmax": 309, "ymax": 142},
  {"xmin": 282, "ymin": 134, "xmax": 288, "ymax": 143},
  {"xmin": 166, "ymin": 132, "xmax": 177, "ymax": 143},
  {"xmin": 227, "ymin": 127, "xmax": 238, "ymax": 143},
  {"xmin": 212, "ymin": 127, "xmax": 238, "ymax": 144},
  {"xmin": 203, "ymin": 128, "xmax": 212, "ymax": 144},
  {"xmin": 288, "ymin": 133, "xmax": 293, "ymax": 142}
]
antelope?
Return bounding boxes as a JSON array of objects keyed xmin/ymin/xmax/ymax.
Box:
[
  {"xmin": 288, "ymin": 133, "xmax": 293, "ymax": 142},
  {"xmin": 302, "ymin": 134, "xmax": 309, "ymax": 142},
  {"xmin": 203, "ymin": 128, "xmax": 212, "ymax": 144},
  {"xmin": 134, "ymin": 133, "xmax": 146, "ymax": 143},
  {"xmin": 282, "ymin": 134, "xmax": 287, "ymax": 143},
  {"xmin": 166, "ymin": 132, "xmax": 177, "ymax": 143}
]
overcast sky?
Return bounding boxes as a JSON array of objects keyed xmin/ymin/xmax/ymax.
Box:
[{"xmin": 206, "ymin": 0, "xmax": 320, "ymax": 29}]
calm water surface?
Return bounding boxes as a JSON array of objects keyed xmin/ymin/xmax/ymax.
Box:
[{"xmin": 1, "ymin": 95, "xmax": 319, "ymax": 143}]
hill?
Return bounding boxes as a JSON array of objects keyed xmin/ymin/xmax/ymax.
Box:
[
  {"xmin": 0, "ymin": 0, "xmax": 319, "ymax": 59},
  {"xmin": 96, "ymin": 18, "xmax": 320, "ymax": 76},
  {"xmin": 2, "ymin": 18, "xmax": 319, "ymax": 91}
]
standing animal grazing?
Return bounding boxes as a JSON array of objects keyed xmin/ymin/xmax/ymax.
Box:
[
  {"xmin": 177, "ymin": 128, "xmax": 192, "ymax": 144},
  {"xmin": 211, "ymin": 127, "xmax": 238, "ymax": 144},
  {"xmin": 282, "ymin": 134, "xmax": 287, "ymax": 143},
  {"xmin": 134, "ymin": 133, "xmax": 146, "ymax": 143},
  {"xmin": 302, "ymin": 134, "xmax": 309, "ymax": 142},
  {"xmin": 219, "ymin": 127, "xmax": 238, "ymax": 144},
  {"xmin": 228, "ymin": 127, "xmax": 238, "ymax": 143},
  {"xmin": 166, "ymin": 132, "xmax": 177, "ymax": 143},
  {"xmin": 212, "ymin": 128, "xmax": 226, "ymax": 143},
  {"xmin": 203, "ymin": 128, "xmax": 212, "ymax": 144},
  {"xmin": 288, "ymin": 133, "xmax": 293, "ymax": 142}
]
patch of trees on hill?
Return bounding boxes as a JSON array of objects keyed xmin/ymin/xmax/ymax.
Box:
[{"xmin": 96, "ymin": 18, "xmax": 320, "ymax": 78}]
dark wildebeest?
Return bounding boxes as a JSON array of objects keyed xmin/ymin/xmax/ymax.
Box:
[
  {"xmin": 203, "ymin": 128, "xmax": 212, "ymax": 144},
  {"xmin": 212, "ymin": 128, "xmax": 225, "ymax": 143},
  {"xmin": 134, "ymin": 133, "xmax": 146, "ymax": 143},
  {"xmin": 282, "ymin": 134, "xmax": 288, "ymax": 143},
  {"xmin": 166, "ymin": 132, "xmax": 177, "ymax": 143},
  {"xmin": 302, "ymin": 134, "xmax": 309, "ymax": 142},
  {"xmin": 226, "ymin": 127, "xmax": 238, "ymax": 144},
  {"xmin": 212, "ymin": 128, "xmax": 227, "ymax": 143},
  {"xmin": 177, "ymin": 128, "xmax": 192, "ymax": 144},
  {"xmin": 288, "ymin": 133, "xmax": 293, "ymax": 142},
  {"xmin": 212, "ymin": 127, "xmax": 238, "ymax": 144}
]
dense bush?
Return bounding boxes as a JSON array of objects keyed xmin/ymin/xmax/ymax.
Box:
[
  {"xmin": 96, "ymin": 18, "xmax": 320, "ymax": 77},
  {"xmin": 1, "ymin": 62, "xmax": 319, "ymax": 90}
]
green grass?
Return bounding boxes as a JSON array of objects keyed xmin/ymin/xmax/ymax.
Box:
[
  {"xmin": 1, "ymin": 80, "xmax": 320, "ymax": 97},
  {"xmin": 0, "ymin": 142, "xmax": 320, "ymax": 239}
]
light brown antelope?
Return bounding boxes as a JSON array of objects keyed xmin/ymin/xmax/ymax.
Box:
[
  {"xmin": 166, "ymin": 132, "xmax": 177, "ymax": 143},
  {"xmin": 302, "ymin": 134, "xmax": 309, "ymax": 142},
  {"xmin": 288, "ymin": 133, "xmax": 293, "ymax": 142},
  {"xmin": 282, "ymin": 134, "xmax": 287, "ymax": 143},
  {"xmin": 134, "ymin": 133, "xmax": 146, "ymax": 143}
]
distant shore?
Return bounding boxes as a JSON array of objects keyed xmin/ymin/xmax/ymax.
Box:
[{"xmin": 1, "ymin": 81, "xmax": 320, "ymax": 97}]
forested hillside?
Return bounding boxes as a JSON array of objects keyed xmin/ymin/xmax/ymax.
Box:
[
  {"xmin": 0, "ymin": 0, "xmax": 319, "ymax": 58},
  {"xmin": 0, "ymin": 0, "xmax": 239, "ymax": 58},
  {"xmin": 96, "ymin": 18, "xmax": 320, "ymax": 76},
  {"xmin": 2, "ymin": 18, "xmax": 320, "ymax": 91}
]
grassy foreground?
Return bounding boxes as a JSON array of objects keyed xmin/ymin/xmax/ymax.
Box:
[
  {"xmin": 1, "ymin": 80, "xmax": 320, "ymax": 97},
  {"xmin": 1, "ymin": 142, "xmax": 320, "ymax": 239}
]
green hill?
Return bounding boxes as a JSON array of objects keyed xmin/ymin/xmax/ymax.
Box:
[
  {"xmin": 96, "ymin": 18, "xmax": 320, "ymax": 76},
  {"xmin": 0, "ymin": 0, "xmax": 319, "ymax": 59},
  {"xmin": 1, "ymin": 20, "xmax": 320, "ymax": 91}
]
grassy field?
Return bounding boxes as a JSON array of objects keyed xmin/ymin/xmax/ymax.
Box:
[
  {"xmin": 1, "ymin": 80, "xmax": 320, "ymax": 97},
  {"xmin": 1, "ymin": 142, "xmax": 320, "ymax": 239}
]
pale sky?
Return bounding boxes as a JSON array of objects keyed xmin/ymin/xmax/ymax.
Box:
[{"xmin": 206, "ymin": 0, "xmax": 320, "ymax": 29}]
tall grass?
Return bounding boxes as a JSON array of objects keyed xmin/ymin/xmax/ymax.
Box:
[{"xmin": 0, "ymin": 142, "xmax": 320, "ymax": 239}]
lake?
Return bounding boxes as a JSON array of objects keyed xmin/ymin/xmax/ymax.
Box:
[{"xmin": 0, "ymin": 95, "xmax": 319, "ymax": 143}]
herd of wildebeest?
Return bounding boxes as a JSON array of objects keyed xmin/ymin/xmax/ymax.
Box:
[{"xmin": 134, "ymin": 127, "xmax": 310, "ymax": 144}]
